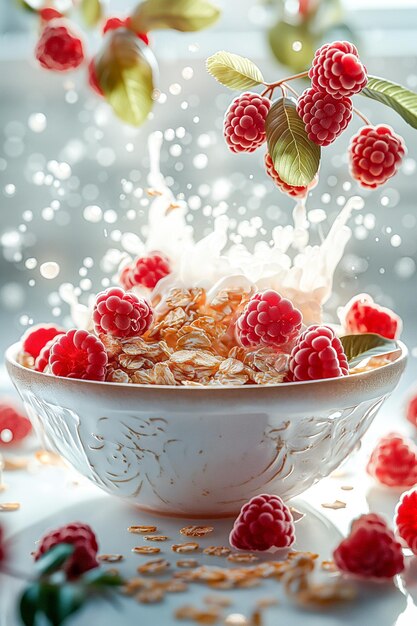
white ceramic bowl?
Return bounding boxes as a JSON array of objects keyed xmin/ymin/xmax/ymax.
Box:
[{"xmin": 6, "ymin": 341, "xmax": 407, "ymax": 517}]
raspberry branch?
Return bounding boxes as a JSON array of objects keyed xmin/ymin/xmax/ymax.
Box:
[{"xmin": 353, "ymin": 107, "xmax": 371, "ymax": 126}]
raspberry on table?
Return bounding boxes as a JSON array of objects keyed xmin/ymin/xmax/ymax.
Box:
[
  {"xmin": 296, "ymin": 88, "xmax": 353, "ymax": 146},
  {"xmin": 236, "ymin": 289, "xmax": 302, "ymax": 349},
  {"xmin": 93, "ymin": 287, "xmax": 154, "ymax": 338},
  {"xmin": 406, "ymin": 394, "xmax": 417, "ymax": 430},
  {"xmin": 309, "ymin": 41, "xmax": 367, "ymax": 98},
  {"xmin": 341, "ymin": 293, "xmax": 402, "ymax": 340},
  {"xmin": 395, "ymin": 488, "xmax": 417, "ymax": 555},
  {"xmin": 224, "ymin": 92, "xmax": 271, "ymax": 153},
  {"xmin": 229, "ymin": 494, "xmax": 295, "ymax": 552},
  {"xmin": 264, "ymin": 153, "xmax": 317, "ymax": 198},
  {"xmin": 366, "ymin": 432, "xmax": 417, "ymax": 488},
  {"xmin": 49, "ymin": 330, "xmax": 108, "ymax": 381},
  {"xmin": 35, "ymin": 334, "xmax": 64, "ymax": 373},
  {"xmin": 35, "ymin": 21, "xmax": 85, "ymax": 72},
  {"xmin": 34, "ymin": 522, "xmax": 99, "ymax": 579},
  {"xmin": 21, "ymin": 324, "xmax": 64, "ymax": 359},
  {"xmin": 349, "ymin": 124, "xmax": 406, "ymax": 189},
  {"xmin": 286, "ymin": 325, "xmax": 349, "ymax": 382},
  {"xmin": 333, "ymin": 513, "xmax": 404, "ymax": 580},
  {"xmin": 0, "ymin": 402, "xmax": 32, "ymax": 446},
  {"xmin": 129, "ymin": 253, "xmax": 171, "ymax": 290}
]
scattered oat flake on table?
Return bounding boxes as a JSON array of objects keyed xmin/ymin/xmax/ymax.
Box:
[
  {"xmin": 203, "ymin": 594, "xmax": 232, "ymax": 607},
  {"xmin": 35, "ymin": 450, "xmax": 63, "ymax": 465},
  {"xmin": 132, "ymin": 546, "xmax": 161, "ymax": 555},
  {"xmin": 137, "ymin": 587, "xmax": 165, "ymax": 604},
  {"xmin": 0, "ymin": 502, "xmax": 20, "ymax": 512},
  {"xmin": 180, "ymin": 525, "xmax": 214, "ymax": 537},
  {"xmin": 128, "ymin": 525, "xmax": 157, "ymax": 534},
  {"xmin": 175, "ymin": 604, "xmax": 221, "ymax": 624},
  {"xmin": 321, "ymin": 500, "xmax": 346, "ymax": 510},
  {"xmin": 3, "ymin": 457, "xmax": 30, "ymax": 471},
  {"xmin": 137, "ymin": 558, "xmax": 170, "ymax": 575},
  {"xmin": 177, "ymin": 558, "xmax": 200, "ymax": 568},
  {"xmin": 144, "ymin": 535, "xmax": 169, "ymax": 541},
  {"xmin": 227, "ymin": 552, "xmax": 259, "ymax": 563},
  {"xmin": 203, "ymin": 546, "xmax": 231, "ymax": 557},
  {"xmin": 172, "ymin": 542, "xmax": 200, "ymax": 552},
  {"xmin": 97, "ymin": 554, "xmax": 124, "ymax": 563},
  {"xmin": 340, "ymin": 485, "xmax": 354, "ymax": 491}
]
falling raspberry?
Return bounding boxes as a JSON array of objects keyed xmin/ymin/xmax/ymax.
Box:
[
  {"xmin": 49, "ymin": 330, "xmax": 108, "ymax": 381},
  {"xmin": 128, "ymin": 253, "xmax": 171, "ymax": 290},
  {"xmin": 265, "ymin": 153, "xmax": 317, "ymax": 198},
  {"xmin": 333, "ymin": 513, "xmax": 404, "ymax": 580},
  {"xmin": 367, "ymin": 432, "xmax": 417, "ymax": 488},
  {"xmin": 102, "ymin": 16, "xmax": 149, "ymax": 45},
  {"xmin": 349, "ymin": 124, "xmax": 406, "ymax": 189},
  {"xmin": 93, "ymin": 287, "xmax": 153, "ymax": 338},
  {"xmin": 21, "ymin": 324, "xmax": 64, "ymax": 359},
  {"xmin": 35, "ymin": 335, "xmax": 64, "ymax": 373},
  {"xmin": 406, "ymin": 394, "xmax": 417, "ymax": 430},
  {"xmin": 341, "ymin": 293, "xmax": 402, "ymax": 340},
  {"xmin": 297, "ymin": 88, "xmax": 353, "ymax": 146},
  {"xmin": 224, "ymin": 92, "xmax": 271, "ymax": 153},
  {"xmin": 309, "ymin": 41, "xmax": 367, "ymax": 98},
  {"xmin": 39, "ymin": 8, "xmax": 64, "ymax": 22},
  {"xmin": 229, "ymin": 494, "xmax": 295, "ymax": 552},
  {"xmin": 0, "ymin": 402, "xmax": 32, "ymax": 446},
  {"xmin": 395, "ymin": 488, "xmax": 417, "ymax": 555},
  {"xmin": 286, "ymin": 325, "xmax": 349, "ymax": 382},
  {"xmin": 35, "ymin": 21, "xmax": 85, "ymax": 72},
  {"xmin": 34, "ymin": 522, "xmax": 99, "ymax": 579},
  {"xmin": 236, "ymin": 290, "xmax": 302, "ymax": 349}
]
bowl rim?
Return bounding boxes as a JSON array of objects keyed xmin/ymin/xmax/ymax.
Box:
[{"xmin": 5, "ymin": 339, "xmax": 408, "ymax": 393}]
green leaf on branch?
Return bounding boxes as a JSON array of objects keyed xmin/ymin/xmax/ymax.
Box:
[
  {"xmin": 340, "ymin": 333, "xmax": 398, "ymax": 368},
  {"xmin": 20, "ymin": 584, "xmax": 41, "ymax": 626},
  {"xmin": 83, "ymin": 569, "xmax": 124, "ymax": 587},
  {"xmin": 268, "ymin": 20, "xmax": 316, "ymax": 74},
  {"xmin": 265, "ymin": 97, "xmax": 321, "ymax": 187},
  {"xmin": 35, "ymin": 543, "xmax": 74, "ymax": 577},
  {"xmin": 81, "ymin": 0, "xmax": 102, "ymax": 28},
  {"xmin": 206, "ymin": 51, "xmax": 264, "ymax": 90},
  {"xmin": 131, "ymin": 0, "xmax": 220, "ymax": 33},
  {"xmin": 95, "ymin": 30, "xmax": 155, "ymax": 127},
  {"xmin": 361, "ymin": 75, "xmax": 417, "ymax": 129}
]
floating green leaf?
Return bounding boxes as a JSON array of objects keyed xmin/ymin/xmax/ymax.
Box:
[
  {"xmin": 206, "ymin": 51, "xmax": 264, "ymax": 90},
  {"xmin": 268, "ymin": 20, "xmax": 316, "ymax": 74},
  {"xmin": 15, "ymin": 0, "xmax": 37, "ymax": 13},
  {"xmin": 265, "ymin": 97, "xmax": 321, "ymax": 187},
  {"xmin": 39, "ymin": 583, "xmax": 86, "ymax": 626},
  {"xmin": 340, "ymin": 333, "xmax": 398, "ymax": 368},
  {"xmin": 83, "ymin": 569, "xmax": 124, "ymax": 587},
  {"xmin": 81, "ymin": 0, "xmax": 102, "ymax": 28},
  {"xmin": 20, "ymin": 584, "xmax": 41, "ymax": 626},
  {"xmin": 35, "ymin": 543, "xmax": 74, "ymax": 576},
  {"xmin": 131, "ymin": 0, "xmax": 220, "ymax": 33},
  {"xmin": 95, "ymin": 30, "xmax": 155, "ymax": 127},
  {"xmin": 361, "ymin": 75, "xmax": 417, "ymax": 129}
]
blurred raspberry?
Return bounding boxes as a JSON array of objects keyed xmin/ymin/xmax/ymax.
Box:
[
  {"xmin": 395, "ymin": 488, "xmax": 417, "ymax": 555},
  {"xmin": 309, "ymin": 41, "xmax": 367, "ymax": 98},
  {"xmin": 367, "ymin": 432, "xmax": 417, "ymax": 488},
  {"xmin": 265, "ymin": 152, "xmax": 317, "ymax": 198},
  {"xmin": 349, "ymin": 125, "xmax": 406, "ymax": 189},
  {"xmin": 119, "ymin": 264, "xmax": 135, "ymax": 290},
  {"xmin": 230, "ymin": 494, "xmax": 295, "ymax": 552},
  {"xmin": 224, "ymin": 92, "xmax": 271, "ymax": 153},
  {"xmin": 286, "ymin": 325, "xmax": 349, "ymax": 382},
  {"xmin": 35, "ymin": 335, "xmax": 64, "ymax": 373},
  {"xmin": 297, "ymin": 88, "xmax": 352, "ymax": 146},
  {"xmin": 341, "ymin": 293, "xmax": 402, "ymax": 340},
  {"xmin": 34, "ymin": 522, "xmax": 98, "ymax": 580},
  {"xmin": 35, "ymin": 21, "xmax": 85, "ymax": 72},
  {"xmin": 333, "ymin": 513, "xmax": 404, "ymax": 580},
  {"xmin": 39, "ymin": 8, "xmax": 63, "ymax": 22},
  {"xmin": 22, "ymin": 324, "xmax": 64, "ymax": 359},
  {"xmin": 129, "ymin": 253, "xmax": 171, "ymax": 290},
  {"xmin": 406, "ymin": 394, "xmax": 417, "ymax": 429},
  {"xmin": 351, "ymin": 513, "xmax": 389, "ymax": 533},
  {"xmin": 0, "ymin": 402, "xmax": 32, "ymax": 446},
  {"xmin": 103, "ymin": 16, "xmax": 149, "ymax": 44},
  {"xmin": 88, "ymin": 59, "xmax": 104, "ymax": 96},
  {"xmin": 93, "ymin": 287, "xmax": 153, "ymax": 337},
  {"xmin": 236, "ymin": 290, "xmax": 302, "ymax": 349},
  {"xmin": 49, "ymin": 330, "xmax": 107, "ymax": 381}
]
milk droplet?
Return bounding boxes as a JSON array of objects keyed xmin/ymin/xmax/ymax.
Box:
[
  {"xmin": 28, "ymin": 113, "xmax": 47, "ymax": 133},
  {"xmin": 83, "ymin": 205, "xmax": 102, "ymax": 223},
  {"xmin": 40, "ymin": 262, "xmax": 60, "ymax": 280}
]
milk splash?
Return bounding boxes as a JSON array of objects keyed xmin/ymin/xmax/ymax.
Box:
[{"xmin": 64, "ymin": 131, "xmax": 364, "ymax": 327}]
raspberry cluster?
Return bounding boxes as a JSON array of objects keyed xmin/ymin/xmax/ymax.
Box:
[
  {"xmin": 224, "ymin": 92, "xmax": 271, "ymax": 153},
  {"xmin": 0, "ymin": 402, "xmax": 32, "ymax": 446},
  {"xmin": 395, "ymin": 488, "xmax": 417, "ymax": 555},
  {"xmin": 93, "ymin": 287, "xmax": 153, "ymax": 338},
  {"xmin": 367, "ymin": 432, "xmax": 417, "ymax": 488},
  {"xmin": 49, "ymin": 330, "xmax": 108, "ymax": 381},
  {"xmin": 119, "ymin": 253, "xmax": 171, "ymax": 291},
  {"xmin": 22, "ymin": 324, "xmax": 64, "ymax": 359},
  {"xmin": 341, "ymin": 293, "xmax": 402, "ymax": 340},
  {"xmin": 35, "ymin": 20, "xmax": 84, "ymax": 72},
  {"xmin": 286, "ymin": 325, "xmax": 349, "ymax": 382},
  {"xmin": 296, "ymin": 88, "xmax": 352, "ymax": 147}
]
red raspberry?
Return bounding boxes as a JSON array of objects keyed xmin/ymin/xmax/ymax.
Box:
[
  {"xmin": 35, "ymin": 21, "xmax": 85, "ymax": 72},
  {"xmin": 129, "ymin": 253, "xmax": 171, "ymax": 290},
  {"xmin": 39, "ymin": 8, "xmax": 64, "ymax": 22},
  {"xmin": 236, "ymin": 290, "xmax": 302, "ymax": 349},
  {"xmin": 349, "ymin": 125, "xmax": 406, "ymax": 189},
  {"xmin": 103, "ymin": 16, "xmax": 149, "ymax": 45},
  {"xmin": 395, "ymin": 488, "xmax": 417, "ymax": 555},
  {"xmin": 21, "ymin": 323, "xmax": 64, "ymax": 359},
  {"xmin": 406, "ymin": 394, "xmax": 417, "ymax": 429},
  {"xmin": 309, "ymin": 41, "xmax": 367, "ymax": 98},
  {"xmin": 0, "ymin": 402, "xmax": 32, "ymax": 446},
  {"xmin": 264, "ymin": 152, "xmax": 317, "ymax": 198},
  {"xmin": 366, "ymin": 432, "xmax": 417, "ymax": 488},
  {"xmin": 342, "ymin": 293, "xmax": 401, "ymax": 340},
  {"xmin": 229, "ymin": 494, "xmax": 295, "ymax": 552},
  {"xmin": 34, "ymin": 522, "xmax": 98, "ymax": 579},
  {"xmin": 93, "ymin": 287, "xmax": 153, "ymax": 338},
  {"xmin": 49, "ymin": 330, "xmax": 108, "ymax": 381},
  {"xmin": 119, "ymin": 264, "xmax": 135, "ymax": 290},
  {"xmin": 333, "ymin": 513, "xmax": 404, "ymax": 580},
  {"xmin": 286, "ymin": 325, "xmax": 349, "ymax": 382},
  {"xmin": 351, "ymin": 513, "xmax": 389, "ymax": 533},
  {"xmin": 224, "ymin": 93, "xmax": 271, "ymax": 153},
  {"xmin": 35, "ymin": 334, "xmax": 64, "ymax": 373},
  {"xmin": 88, "ymin": 59, "xmax": 104, "ymax": 96},
  {"xmin": 296, "ymin": 88, "xmax": 352, "ymax": 146}
]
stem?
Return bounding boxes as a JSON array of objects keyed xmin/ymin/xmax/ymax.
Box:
[
  {"xmin": 265, "ymin": 71, "xmax": 309, "ymax": 90},
  {"xmin": 283, "ymin": 82, "xmax": 300, "ymax": 99},
  {"xmin": 353, "ymin": 107, "xmax": 371, "ymax": 126}
]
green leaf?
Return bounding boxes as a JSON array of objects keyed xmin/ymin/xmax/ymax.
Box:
[
  {"xmin": 131, "ymin": 0, "xmax": 220, "ymax": 33},
  {"xmin": 206, "ymin": 51, "xmax": 264, "ymax": 90},
  {"xmin": 340, "ymin": 334, "xmax": 398, "ymax": 368},
  {"xmin": 80, "ymin": 0, "xmax": 102, "ymax": 28},
  {"xmin": 35, "ymin": 544, "xmax": 74, "ymax": 577},
  {"xmin": 268, "ymin": 20, "xmax": 317, "ymax": 73},
  {"xmin": 15, "ymin": 0, "xmax": 37, "ymax": 13},
  {"xmin": 20, "ymin": 584, "xmax": 41, "ymax": 626},
  {"xmin": 83, "ymin": 569, "xmax": 124, "ymax": 587},
  {"xmin": 265, "ymin": 97, "xmax": 321, "ymax": 187},
  {"xmin": 95, "ymin": 30, "xmax": 155, "ymax": 127},
  {"xmin": 361, "ymin": 75, "xmax": 417, "ymax": 129},
  {"xmin": 39, "ymin": 583, "xmax": 85, "ymax": 626}
]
